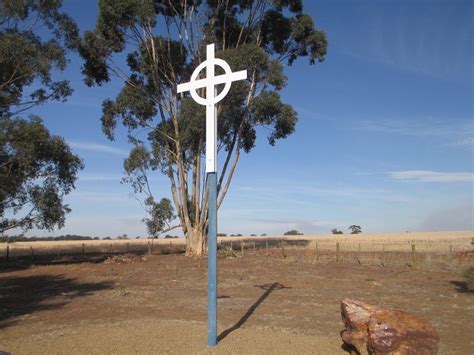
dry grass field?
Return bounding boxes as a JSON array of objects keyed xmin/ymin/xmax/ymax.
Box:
[
  {"xmin": 0, "ymin": 230, "xmax": 473, "ymax": 354},
  {"xmin": 1, "ymin": 230, "xmax": 472, "ymax": 259}
]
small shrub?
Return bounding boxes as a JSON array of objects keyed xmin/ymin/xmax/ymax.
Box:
[
  {"xmin": 218, "ymin": 245, "xmax": 237, "ymax": 259},
  {"xmin": 331, "ymin": 228, "xmax": 343, "ymax": 235},
  {"xmin": 463, "ymin": 266, "xmax": 474, "ymax": 291}
]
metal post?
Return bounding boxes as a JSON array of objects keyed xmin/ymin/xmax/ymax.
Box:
[
  {"xmin": 176, "ymin": 43, "xmax": 247, "ymax": 348},
  {"xmin": 207, "ymin": 172, "xmax": 218, "ymax": 346}
]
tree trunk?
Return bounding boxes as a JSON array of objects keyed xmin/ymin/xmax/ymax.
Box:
[{"xmin": 185, "ymin": 227, "xmax": 205, "ymax": 256}]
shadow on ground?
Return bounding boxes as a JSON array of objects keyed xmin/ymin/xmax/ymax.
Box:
[
  {"xmin": 218, "ymin": 282, "xmax": 291, "ymax": 341},
  {"xmin": 0, "ymin": 274, "xmax": 114, "ymax": 329},
  {"xmin": 0, "ymin": 251, "xmax": 158, "ymax": 273},
  {"xmin": 0, "ymin": 255, "xmax": 110, "ymax": 273},
  {"xmin": 450, "ymin": 280, "xmax": 473, "ymax": 293}
]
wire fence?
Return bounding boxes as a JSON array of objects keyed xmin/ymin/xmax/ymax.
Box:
[{"xmin": 1, "ymin": 237, "xmax": 472, "ymax": 270}]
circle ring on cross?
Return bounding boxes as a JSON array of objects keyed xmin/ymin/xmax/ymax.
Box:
[{"xmin": 189, "ymin": 58, "xmax": 233, "ymax": 106}]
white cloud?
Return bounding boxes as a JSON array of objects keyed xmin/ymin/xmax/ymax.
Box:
[
  {"xmin": 457, "ymin": 137, "xmax": 474, "ymax": 146},
  {"xmin": 355, "ymin": 118, "xmax": 473, "ymax": 139},
  {"xmin": 28, "ymin": 216, "xmax": 148, "ymax": 237},
  {"xmin": 390, "ymin": 170, "xmax": 474, "ymax": 182},
  {"xmin": 69, "ymin": 141, "xmax": 128, "ymax": 156},
  {"xmin": 78, "ymin": 173, "xmax": 124, "ymax": 182},
  {"xmin": 237, "ymin": 184, "xmax": 414, "ymax": 204},
  {"xmin": 68, "ymin": 191, "xmax": 133, "ymax": 203}
]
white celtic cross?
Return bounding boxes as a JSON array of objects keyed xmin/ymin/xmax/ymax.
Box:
[{"xmin": 177, "ymin": 43, "xmax": 247, "ymax": 173}]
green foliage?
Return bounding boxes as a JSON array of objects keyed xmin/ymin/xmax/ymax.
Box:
[
  {"xmin": 0, "ymin": 1, "xmax": 82, "ymax": 233},
  {"xmin": 348, "ymin": 225, "xmax": 362, "ymax": 234},
  {"xmin": 0, "ymin": 0, "xmax": 79, "ymax": 118},
  {"xmin": 331, "ymin": 228, "xmax": 343, "ymax": 235},
  {"xmin": 0, "ymin": 117, "xmax": 83, "ymax": 232},
  {"xmin": 142, "ymin": 197, "xmax": 176, "ymax": 236},
  {"xmin": 463, "ymin": 266, "xmax": 474, "ymax": 292},
  {"xmin": 284, "ymin": 229, "xmax": 303, "ymax": 236},
  {"xmin": 78, "ymin": 0, "xmax": 327, "ymax": 249}
]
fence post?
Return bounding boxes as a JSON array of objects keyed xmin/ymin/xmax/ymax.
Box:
[
  {"xmin": 6, "ymin": 245, "xmax": 9, "ymax": 262},
  {"xmin": 265, "ymin": 240, "xmax": 269, "ymax": 255},
  {"xmin": 315, "ymin": 242, "xmax": 319, "ymax": 261},
  {"xmin": 127, "ymin": 242, "xmax": 130, "ymax": 253},
  {"xmin": 253, "ymin": 242, "xmax": 256, "ymax": 253},
  {"xmin": 281, "ymin": 240, "xmax": 286, "ymax": 257},
  {"xmin": 449, "ymin": 245, "xmax": 453, "ymax": 257},
  {"xmin": 148, "ymin": 241, "xmax": 151, "ymax": 255},
  {"xmin": 241, "ymin": 240, "xmax": 244, "ymax": 256},
  {"xmin": 230, "ymin": 240, "xmax": 233, "ymax": 250},
  {"xmin": 82, "ymin": 243, "xmax": 85, "ymax": 258},
  {"xmin": 30, "ymin": 246, "xmax": 34, "ymax": 259},
  {"xmin": 170, "ymin": 241, "xmax": 173, "ymax": 253},
  {"xmin": 411, "ymin": 244, "xmax": 416, "ymax": 266},
  {"xmin": 382, "ymin": 244, "xmax": 385, "ymax": 264},
  {"xmin": 109, "ymin": 243, "xmax": 112, "ymax": 254},
  {"xmin": 336, "ymin": 242, "xmax": 340, "ymax": 263},
  {"xmin": 57, "ymin": 245, "xmax": 60, "ymax": 258}
]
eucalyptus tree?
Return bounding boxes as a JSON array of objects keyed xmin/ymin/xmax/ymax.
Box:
[
  {"xmin": 349, "ymin": 225, "xmax": 362, "ymax": 234},
  {"xmin": 79, "ymin": 0, "xmax": 327, "ymax": 255},
  {"xmin": 0, "ymin": 0, "xmax": 83, "ymax": 233}
]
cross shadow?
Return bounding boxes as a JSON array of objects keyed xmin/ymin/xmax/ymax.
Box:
[{"xmin": 218, "ymin": 282, "xmax": 290, "ymax": 341}]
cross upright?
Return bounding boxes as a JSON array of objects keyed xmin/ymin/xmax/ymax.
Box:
[
  {"xmin": 177, "ymin": 43, "xmax": 247, "ymax": 173},
  {"xmin": 177, "ymin": 43, "xmax": 247, "ymax": 346}
]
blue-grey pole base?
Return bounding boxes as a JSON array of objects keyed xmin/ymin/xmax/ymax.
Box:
[{"xmin": 207, "ymin": 172, "xmax": 218, "ymax": 346}]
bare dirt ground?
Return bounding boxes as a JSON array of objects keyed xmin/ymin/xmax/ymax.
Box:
[{"xmin": 0, "ymin": 248, "xmax": 473, "ymax": 354}]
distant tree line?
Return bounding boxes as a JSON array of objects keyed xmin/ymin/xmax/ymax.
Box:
[
  {"xmin": 284, "ymin": 230, "xmax": 304, "ymax": 236},
  {"xmin": 0, "ymin": 234, "xmax": 98, "ymax": 243}
]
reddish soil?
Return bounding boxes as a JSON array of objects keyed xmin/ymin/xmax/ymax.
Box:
[{"xmin": 0, "ymin": 249, "xmax": 473, "ymax": 354}]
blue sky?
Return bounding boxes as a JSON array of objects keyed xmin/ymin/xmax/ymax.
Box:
[{"xmin": 28, "ymin": 0, "xmax": 473, "ymax": 237}]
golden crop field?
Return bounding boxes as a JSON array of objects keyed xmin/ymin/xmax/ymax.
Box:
[{"xmin": 1, "ymin": 230, "xmax": 472, "ymax": 258}]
